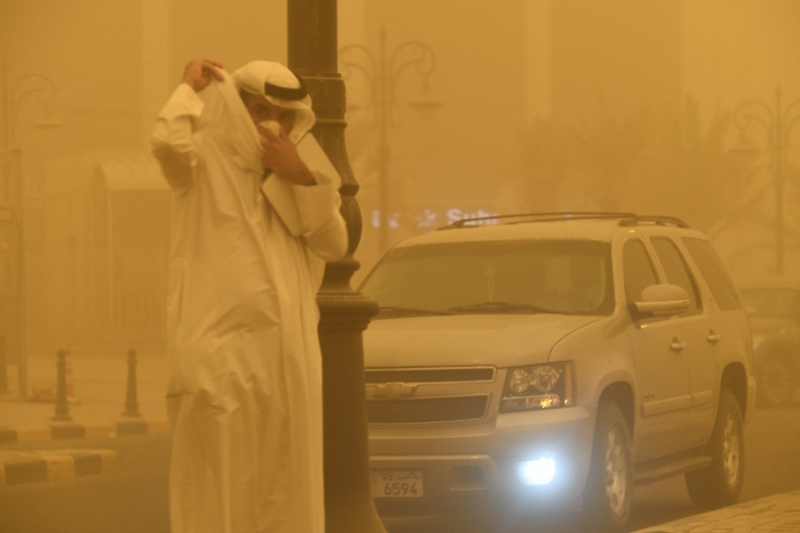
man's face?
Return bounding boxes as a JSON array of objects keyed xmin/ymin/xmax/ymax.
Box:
[{"xmin": 242, "ymin": 93, "xmax": 296, "ymax": 134}]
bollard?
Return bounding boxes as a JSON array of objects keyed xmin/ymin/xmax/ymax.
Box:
[
  {"xmin": 121, "ymin": 348, "xmax": 141, "ymax": 417},
  {"xmin": 0, "ymin": 336, "xmax": 8, "ymax": 394},
  {"xmin": 51, "ymin": 349, "xmax": 72, "ymax": 421}
]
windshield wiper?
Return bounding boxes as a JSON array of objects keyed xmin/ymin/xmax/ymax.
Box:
[
  {"xmin": 376, "ymin": 306, "xmax": 452, "ymax": 317},
  {"xmin": 446, "ymin": 301, "xmax": 548, "ymax": 314}
]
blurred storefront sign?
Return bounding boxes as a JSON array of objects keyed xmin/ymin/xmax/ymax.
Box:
[{"xmin": 370, "ymin": 206, "xmax": 499, "ymax": 230}]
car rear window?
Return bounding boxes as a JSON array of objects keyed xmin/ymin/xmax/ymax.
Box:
[
  {"xmin": 360, "ymin": 239, "xmax": 614, "ymax": 318},
  {"xmin": 682, "ymin": 238, "xmax": 742, "ymax": 311}
]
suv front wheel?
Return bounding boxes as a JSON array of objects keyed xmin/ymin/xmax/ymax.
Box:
[
  {"xmin": 685, "ymin": 388, "xmax": 745, "ymax": 509},
  {"xmin": 583, "ymin": 401, "xmax": 633, "ymax": 532}
]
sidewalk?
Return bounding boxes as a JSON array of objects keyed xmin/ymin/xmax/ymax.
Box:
[
  {"xmin": 0, "ymin": 352, "xmax": 169, "ymax": 430},
  {"xmin": 634, "ymin": 489, "xmax": 800, "ymax": 532},
  {"xmin": 0, "ymin": 353, "xmax": 169, "ymax": 485}
]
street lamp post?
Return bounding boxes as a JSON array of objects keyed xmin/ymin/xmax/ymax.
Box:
[
  {"xmin": 732, "ymin": 86, "xmax": 800, "ymax": 276},
  {"xmin": 340, "ymin": 27, "xmax": 441, "ymax": 253},
  {"xmin": 1, "ymin": 60, "xmax": 60, "ymax": 399},
  {"xmin": 3, "ymin": 62, "xmax": 61, "ymax": 151},
  {"xmin": 287, "ymin": 2, "xmax": 385, "ymax": 532}
]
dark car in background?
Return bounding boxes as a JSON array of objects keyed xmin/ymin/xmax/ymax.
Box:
[{"xmin": 738, "ymin": 280, "xmax": 800, "ymax": 406}]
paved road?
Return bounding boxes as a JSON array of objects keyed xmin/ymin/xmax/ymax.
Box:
[
  {"xmin": 1, "ymin": 405, "xmax": 798, "ymax": 533},
  {"xmin": 0, "ymin": 434, "xmax": 171, "ymax": 533}
]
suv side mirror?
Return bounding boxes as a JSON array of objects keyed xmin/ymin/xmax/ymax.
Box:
[{"xmin": 633, "ymin": 284, "xmax": 690, "ymax": 317}]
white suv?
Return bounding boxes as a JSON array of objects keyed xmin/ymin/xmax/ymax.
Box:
[{"xmin": 359, "ymin": 213, "xmax": 756, "ymax": 532}]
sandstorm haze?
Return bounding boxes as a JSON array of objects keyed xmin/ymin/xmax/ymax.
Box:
[{"xmin": 0, "ymin": 1, "xmax": 798, "ymax": 371}]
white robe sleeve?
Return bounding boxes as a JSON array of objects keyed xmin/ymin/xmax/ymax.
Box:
[
  {"xmin": 293, "ymin": 172, "xmax": 349, "ymax": 262},
  {"xmin": 151, "ymin": 83, "xmax": 205, "ymax": 193}
]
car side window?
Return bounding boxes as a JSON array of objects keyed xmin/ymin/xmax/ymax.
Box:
[
  {"xmin": 623, "ymin": 239, "xmax": 659, "ymax": 303},
  {"xmin": 651, "ymin": 237, "xmax": 702, "ymax": 313},
  {"xmin": 682, "ymin": 238, "xmax": 742, "ymax": 311}
]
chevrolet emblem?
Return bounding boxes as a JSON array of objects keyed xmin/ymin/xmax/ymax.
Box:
[{"xmin": 367, "ymin": 382, "xmax": 418, "ymax": 400}]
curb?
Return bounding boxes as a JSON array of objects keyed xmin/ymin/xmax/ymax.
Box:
[
  {"xmin": 0, "ymin": 419, "xmax": 169, "ymax": 445},
  {"xmin": 0, "ymin": 449, "xmax": 119, "ymax": 486},
  {"xmin": 633, "ymin": 489, "xmax": 800, "ymax": 532}
]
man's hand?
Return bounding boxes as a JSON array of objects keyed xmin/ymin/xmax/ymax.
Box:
[
  {"xmin": 259, "ymin": 126, "xmax": 315, "ymax": 186},
  {"xmin": 182, "ymin": 59, "xmax": 224, "ymax": 92}
]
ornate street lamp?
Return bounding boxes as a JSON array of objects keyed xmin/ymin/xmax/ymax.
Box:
[
  {"xmin": 287, "ymin": 1, "xmax": 385, "ymax": 532},
  {"xmin": 732, "ymin": 86, "xmax": 800, "ymax": 276},
  {"xmin": 339, "ymin": 26, "xmax": 442, "ymax": 253},
  {"xmin": 3, "ymin": 64, "xmax": 61, "ymax": 151},
  {"xmin": 1, "ymin": 59, "xmax": 60, "ymax": 399}
]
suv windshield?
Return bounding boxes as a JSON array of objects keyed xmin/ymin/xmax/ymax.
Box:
[{"xmin": 361, "ymin": 239, "xmax": 614, "ymax": 319}]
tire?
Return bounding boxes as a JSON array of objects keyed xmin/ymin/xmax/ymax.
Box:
[
  {"xmin": 685, "ymin": 388, "xmax": 745, "ymax": 510},
  {"xmin": 583, "ymin": 401, "xmax": 633, "ymax": 532},
  {"xmin": 758, "ymin": 353, "xmax": 796, "ymax": 407}
]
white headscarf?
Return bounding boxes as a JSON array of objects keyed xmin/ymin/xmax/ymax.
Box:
[
  {"xmin": 194, "ymin": 61, "xmax": 316, "ymax": 174},
  {"xmin": 232, "ymin": 61, "xmax": 316, "ymax": 145}
]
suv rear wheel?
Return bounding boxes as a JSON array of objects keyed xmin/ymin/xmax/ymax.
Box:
[
  {"xmin": 583, "ymin": 401, "xmax": 633, "ymax": 532},
  {"xmin": 685, "ymin": 388, "xmax": 745, "ymax": 509}
]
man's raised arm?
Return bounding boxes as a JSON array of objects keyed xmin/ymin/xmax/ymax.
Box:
[{"xmin": 151, "ymin": 60, "xmax": 223, "ymax": 192}]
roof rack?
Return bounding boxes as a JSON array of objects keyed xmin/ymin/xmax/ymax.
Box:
[
  {"xmin": 618, "ymin": 215, "xmax": 690, "ymax": 228},
  {"xmin": 440, "ymin": 212, "xmax": 690, "ymax": 230}
]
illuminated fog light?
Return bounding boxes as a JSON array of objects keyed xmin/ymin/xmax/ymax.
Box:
[{"xmin": 517, "ymin": 457, "xmax": 556, "ymax": 486}]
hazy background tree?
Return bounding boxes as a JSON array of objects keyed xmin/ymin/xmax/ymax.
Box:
[{"xmin": 520, "ymin": 96, "xmax": 759, "ymax": 232}]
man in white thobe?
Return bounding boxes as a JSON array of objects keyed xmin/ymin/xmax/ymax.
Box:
[{"xmin": 151, "ymin": 58, "xmax": 347, "ymax": 533}]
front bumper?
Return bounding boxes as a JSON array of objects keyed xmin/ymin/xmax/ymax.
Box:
[{"xmin": 368, "ymin": 405, "xmax": 594, "ymax": 517}]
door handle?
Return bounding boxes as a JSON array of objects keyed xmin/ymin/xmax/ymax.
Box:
[
  {"xmin": 707, "ymin": 332, "xmax": 722, "ymax": 344},
  {"xmin": 670, "ymin": 340, "xmax": 686, "ymax": 352}
]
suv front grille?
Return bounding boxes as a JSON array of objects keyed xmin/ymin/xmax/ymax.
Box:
[
  {"xmin": 365, "ymin": 367, "xmax": 495, "ymax": 384},
  {"xmin": 367, "ymin": 395, "xmax": 489, "ymax": 424}
]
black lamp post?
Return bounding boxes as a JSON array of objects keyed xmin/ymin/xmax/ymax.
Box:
[
  {"xmin": 339, "ymin": 26, "xmax": 442, "ymax": 253},
  {"xmin": 732, "ymin": 86, "xmax": 800, "ymax": 276},
  {"xmin": 287, "ymin": 2, "xmax": 385, "ymax": 532}
]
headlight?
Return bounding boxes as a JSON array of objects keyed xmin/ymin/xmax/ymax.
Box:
[{"xmin": 500, "ymin": 362, "xmax": 575, "ymax": 413}]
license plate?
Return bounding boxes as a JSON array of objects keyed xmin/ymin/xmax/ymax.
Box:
[{"xmin": 371, "ymin": 470, "xmax": 424, "ymax": 498}]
